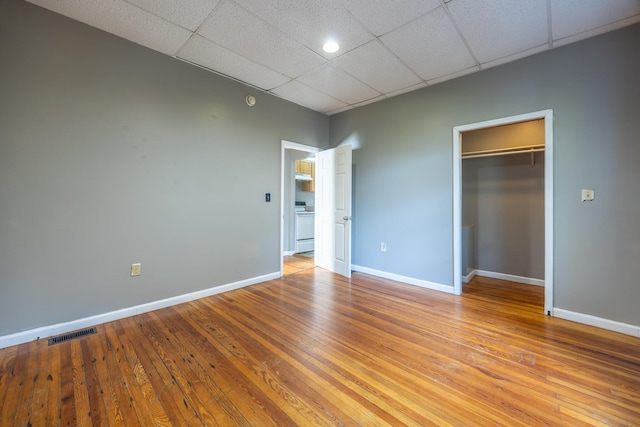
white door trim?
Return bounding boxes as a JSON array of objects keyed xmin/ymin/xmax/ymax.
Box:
[
  {"xmin": 280, "ymin": 140, "xmax": 320, "ymax": 277},
  {"xmin": 452, "ymin": 109, "xmax": 554, "ymax": 315}
]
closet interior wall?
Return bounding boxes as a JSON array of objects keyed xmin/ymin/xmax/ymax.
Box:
[{"xmin": 462, "ymin": 121, "xmax": 545, "ymax": 283}]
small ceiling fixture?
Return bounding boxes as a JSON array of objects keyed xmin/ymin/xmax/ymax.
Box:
[
  {"xmin": 322, "ymin": 40, "xmax": 339, "ymax": 53},
  {"xmin": 245, "ymin": 95, "xmax": 256, "ymax": 106}
]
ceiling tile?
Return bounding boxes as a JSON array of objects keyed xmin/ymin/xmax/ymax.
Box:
[
  {"xmin": 178, "ymin": 36, "xmax": 290, "ymax": 90},
  {"xmin": 28, "ymin": 0, "xmax": 192, "ymax": 55},
  {"xmin": 481, "ymin": 44, "xmax": 549, "ymax": 70},
  {"xmin": 125, "ymin": 0, "xmax": 220, "ymax": 31},
  {"xmin": 426, "ymin": 66, "xmax": 480, "ymax": 86},
  {"xmin": 381, "ymin": 7, "xmax": 476, "ymax": 81},
  {"xmin": 23, "ymin": 0, "xmax": 640, "ymax": 115},
  {"xmin": 297, "ymin": 63, "xmax": 380, "ymax": 104},
  {"xmin": 233, "ymin": 0, "xmax": 374, "ymax": 58},
  {"xmin": 271, "ymin": 80, "xmax": 347, "ymax": 114},
  {"xmin": 447, "ymin": 0, "xmax": 548, "ymax": 63},
  {"xmin": 197, "ymin": 1, "xmax": 325, "ymax": 78},
  {"xmin": 385, "ymin": 82, "xmax": 428, "ymax": 99},
  {"xmin": 326, "ymin": 105, "xmax": 354, "ymax": 115},
  {"xmin": 343, "ymin": 0, "xmax": 441, "ymax": 36},
  {"xmin": 551, "ymin": 0, "xmax": 640, "ymax": 40},
  {"xmin": 553, "ymin": 15, "xmax": 640, "ymax": 48},
  {"xmin": 332, "ymin": 40, "xmax": 422, "ymax": 94},
  {"xmin": 353, "ymin": 95, "xmax": 386, "ymax": 108}
]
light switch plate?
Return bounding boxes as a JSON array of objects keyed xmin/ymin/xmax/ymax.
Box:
[
  {"xmin": 581, "ymin": 189, "xmax": 595, "ymax": 202},
  {"xmin": 131, "ymin": 263, "xmax": 141, "ymax": 276}
]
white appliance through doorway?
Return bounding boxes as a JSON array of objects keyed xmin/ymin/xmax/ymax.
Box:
[{"xmin": 295, "ymin": 211, "xmax": 314, "ymax": 253}]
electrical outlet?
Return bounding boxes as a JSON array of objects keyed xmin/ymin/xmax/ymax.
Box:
[
  {"xmin": 581, "ymin": 189, "xmax": 595, "ymax": 202},
  {"xmin": 380, "ymin": 242, "xmax": 387, "ymax": 252},
  {"xmin": 131, "ymin": 263, "xmax": 141, "ymax": 277}
]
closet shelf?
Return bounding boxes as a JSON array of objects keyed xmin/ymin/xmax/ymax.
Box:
[{"xmin": 462, "ymin": 144, "xmax": 545, "ymax": 159}]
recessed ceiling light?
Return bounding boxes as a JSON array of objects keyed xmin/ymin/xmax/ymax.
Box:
[{"xmin": 322, "ymin": 41, "xmax": 339, "ymax": 53}]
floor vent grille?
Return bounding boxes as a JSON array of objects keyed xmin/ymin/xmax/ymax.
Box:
[{"xmin": 48, "ymin": 327, "xmax": 97, "ymax": 345}]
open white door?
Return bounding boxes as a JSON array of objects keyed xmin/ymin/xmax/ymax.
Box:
[{"xmin": 316, "ymin": 145, "xmax": 352, "ymax": 278}]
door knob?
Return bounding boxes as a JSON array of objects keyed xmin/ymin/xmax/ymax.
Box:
[{"xmin": 343, "ymin": 216, "xmax": 352, "ymax": 221}]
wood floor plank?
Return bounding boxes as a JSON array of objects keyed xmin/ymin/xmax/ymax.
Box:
[
  {"xmin": 1, "ymin": 265, "xmax": 640, "ymax": 426},
  {"xmin": 70, "ymin": 339, "xmax": 93, "ymax": 427},
  {"xmin": 282, "ymin": 254, "xmax": 315, "ymax": 276},
  {"xmin": 110, "ymin": 318, "xmax": 194, "ymax": 426},
  {"xmin": 101, "ymin": 322, "xmax": 148, "ymax": 426},
  {"xmin": 112, "ymin": 317, "xmax": 172, "ymax": 426},
  {"xmin": 196, "ymin": 294, "xmax": 465, "ymax": 426},
  {"xmin": 23, "ymin": 339, "xmax": 50, "ymax": 426},
  {"xmin": 59, "ymin": 340, "xmax": 77, "ymax": 426},
  {"xmin": 44, "ymin": 342, "xmax": 62, "ymax": 426},
  {"xmin": 146, "ymin": 307, "xmax": 291, "ymax": 426},
  {"xmin": 5, "ymin": 355, "xmax": 28, "ymax": 427},
  {"xmin": 0, "ymin": 344, "xmax": 20, "ymax": 426},
  {"xmin": 184, "ymin": 302, "xmax": 378, "ymax": 426},
  {"xmin": 232, "ymin": 283, "xmax": 535, "ymax": 425},
  {"xmin": 10, "ymin": 340, "xmax": 41, "ymax": 427},
  {"xmin": 550, "ymin": 375, "xmax": 640, "ymax": 421},
  {"xmin": 175, "ymin": 304, "xmax": 331, "ymax": 426},
  {"xmin": 79, "ymin": 338, "xmax": 108, "ymax": 426},
  {"xmin": 187, "ymin": 299, "xmax": 395, "ymax": 426},
  {"xmin": 133, "ymin": 310, "xmax": 246, "ymax": 426},
  {"xmin": 81, "ymin": 329, "xmax": 125, "ymax": 427}
]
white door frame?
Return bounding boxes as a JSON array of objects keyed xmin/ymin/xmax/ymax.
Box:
[
  {"xmin": 280, "ymin": 140, "xmax": 320, "ymax": 277},
  {"xmin": 452, "ymin": 109, "xmax": 554, "ymax": 315}
]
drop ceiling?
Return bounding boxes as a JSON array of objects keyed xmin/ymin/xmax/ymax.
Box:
[{"xmin": 26, "ymin": 0, "xmax": 640, "ymax": 115}]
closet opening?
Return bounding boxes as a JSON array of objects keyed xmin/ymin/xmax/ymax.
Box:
[{"xmin": 452, "ymin": 110, "xmax": 554, "ymax": 316}]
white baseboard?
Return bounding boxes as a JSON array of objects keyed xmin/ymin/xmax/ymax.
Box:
[
  {"xmin": 0, "ymin": 272, "xmax": 280, "ymax": 349},
  {"xmin": 352, "ymin": 265, "xmax": 454, "ymax": 294},
  {"xmin": 554, "ymin": 309, "xmax": 640, "ymax": 338},
  {"xmin": 472, "ymin": 269, "xmax": 545, "ymax": 287},
  {"xmin": 283, "ymin": 250, "xmax": 295, "ymax": 256},
  {"xmin": 462, "ymin": 270, "xmax": 477, "ymax": 283}
]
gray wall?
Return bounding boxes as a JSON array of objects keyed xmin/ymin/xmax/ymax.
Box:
[
  {"xmin": 331, "ymin": 24, "xmax": 640, "ymax": 325},
  {"xmin": 462, "ymin": 122, "xmax": 545, "ymax": 279},
  {"xmin": 1, "ymin": 0, "xmax": 639, "ymax": 336},
  {"xmin": 463, "ymin": 154, "xmax": 545, "ymax": 279},
  {"xmin": 0, "ymin": 0, "xmax": 329, "ymax": 336}
]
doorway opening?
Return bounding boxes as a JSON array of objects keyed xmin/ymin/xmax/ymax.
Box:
[
  {"xmin": 453, "ymin": 110, "xmax": 554, "ymax": 316},
  {"xmin": 280, "ymin": 141, "xmax": 319, "ymax": 276},
  {"xmin": 280, "ymin": 141, "xmax": 353, "ymax": 278}
]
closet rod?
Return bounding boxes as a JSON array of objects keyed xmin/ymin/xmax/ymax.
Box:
[
  {"xmin": 462, "ymin": 144, "xmax": 544, "ymax": 157},
  {"xmin": 462, "ymin": 147, "xmax": 545, "ymax": 160}
]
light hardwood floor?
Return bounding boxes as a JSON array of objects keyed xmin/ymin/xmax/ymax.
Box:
[
  {"xmin": 282, "ymin": 254, "xmax": 315, "ymax": 276},
  {"xmin": 1, "ymin": 263, "xmax": 639, "ymax": 426}
]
